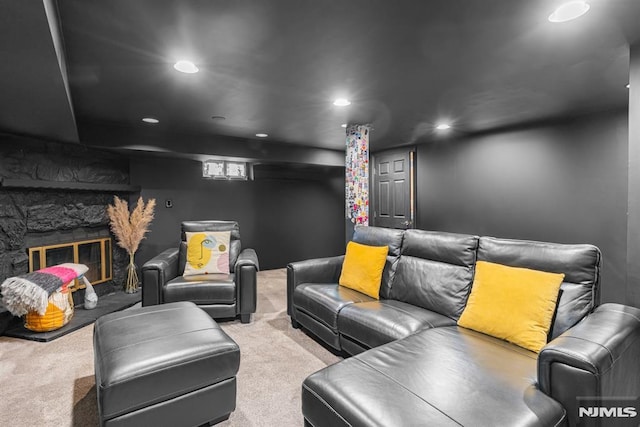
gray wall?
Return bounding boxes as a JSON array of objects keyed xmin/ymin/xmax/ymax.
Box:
[
  {"xmin": 627, "ymin": 42, "xmax": 640, "ymax": 307},
  {"xmin": 416, "ymin": 110, "xmax": 629, "ymax": 304},
  {"xmin": 130, "ymin": 156, "xmax": 345, "ymax": 270}
]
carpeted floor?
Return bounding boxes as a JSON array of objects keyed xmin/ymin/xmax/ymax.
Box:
[{"xmin": 0, "ymin": 269, "xmax": 342, "ymax": 426}]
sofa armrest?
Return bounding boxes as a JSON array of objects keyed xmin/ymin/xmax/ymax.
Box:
[
  {"xmin": 235, "ymin": 248, "xmax": 259, "ymax": 316},
  {"xmin": 538, "ymin": 303, "xmax": 640, "ymax": 426},
  {"xmin": 141, "ymin": 248, "xmax": 179, "ymax": 307},
  {"xmin": 286, "ymin": 255, "xmax": 345, "ymax": 317}
]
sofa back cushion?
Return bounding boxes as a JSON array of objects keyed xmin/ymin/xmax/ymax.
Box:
[
  {"xmin": 477, "ymin": 236, "xmax": 601, "ymax": 339},
  {"xmin": 389, "ymin": 230, "xmax": 479, "ymax": 320},
  {"xmin": 352, "ymin": 226, "xmax": 404, "ymax": 299},
  {"xmin": 178, "ymin": 221, "xmax": 241, "ymax": 276}
]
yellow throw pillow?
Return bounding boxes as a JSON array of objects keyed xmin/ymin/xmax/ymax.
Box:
[
  {"xmin": 457, "ymin": 261, "xmax": 564, "ymax": 353},
  {"xmin": 339, "ymin": 241, "xmax": 389, "ymax": 299},
  {"xmin": 184, "ymin": 231, "xmax": 231, "ymax": 276}
]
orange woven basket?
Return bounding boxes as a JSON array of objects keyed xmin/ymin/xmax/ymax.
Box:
[{"xmin": 24, "ymin": 286, "xmax": 74, "ymax": 332}]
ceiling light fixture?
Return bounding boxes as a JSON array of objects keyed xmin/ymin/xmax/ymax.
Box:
[
  {"xmin": 142, "ymin": 117, "xmax": 159, "ymax": 124},
  {"xmin": 255, "ymin": 133, "xmax": 268, "ymax": 138},
  {"xmin": 627, "ymin": 84, "xmax": 631, "ymax": 89},
  {"xmin": 341, "ymin": 123, "xmax": 347, "ymax": 128},
  {"xmin": 435, "ymin": 123, "xmax": 451, "ymax": 130},
  {"xmin": 333, "ymin": 98, "xmax": 351, "ymax": 107},
  {"xmin": 173, "ymin": 60, "xmax": 199, "ymax": 73},
  {"xmin": 548, "ymin": 1, "xmax": 590, "ymax": 23}
]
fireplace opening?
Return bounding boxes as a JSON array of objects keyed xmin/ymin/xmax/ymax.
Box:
[{"xmin": 28, "ymin": 237, "xmax": 113, "ymax": 290}]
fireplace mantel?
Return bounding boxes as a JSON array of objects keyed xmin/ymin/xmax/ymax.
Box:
[{"xmin": 0, "ymin": 178, "xmax": 140, "ymax": 193}]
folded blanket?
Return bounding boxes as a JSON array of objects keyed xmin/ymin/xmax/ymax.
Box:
[{"xmin": 1, "ymin": 263, "xmax": 88, "ymax": 316}]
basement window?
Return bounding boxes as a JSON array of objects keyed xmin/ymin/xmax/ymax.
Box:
[
  {"xmin": 226, "ymin": 162, "xmax": 246, "ymax": 179},
  {"xmin": 203, "ymin": 160, "xmax": 249, "ymax": 180},
  {"xmin": 203, "ymin": 160, "xmax": 226, "ymax": 179}
]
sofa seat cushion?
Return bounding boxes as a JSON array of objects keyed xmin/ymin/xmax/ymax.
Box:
[
  {"xmin": 303, "ymin": 326, "xmax": 565, "ymax": 427},
  {"xmin": 293, "ymin": 283, "xmax": 375, "ymax": 330},
  {"xmin": 164, "ymin": 274, "xmax": 236, "ymax": 305},
  {"xmin": 337, "ymin": 300, "xmax": 456, "ymax": 349}
]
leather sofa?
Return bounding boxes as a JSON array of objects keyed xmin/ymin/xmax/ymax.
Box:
[
  {"xmin": 287, "ymin": 226, "xmax": 640, "ymax": 426},
  {"xmin": 142, "ymin": 220, "xmax": 259, "ymax": 323}
]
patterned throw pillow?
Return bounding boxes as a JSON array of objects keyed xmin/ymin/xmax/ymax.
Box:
[{"xmin": 184, "ymin": 231, "xmax": 231, "ymax": 276}]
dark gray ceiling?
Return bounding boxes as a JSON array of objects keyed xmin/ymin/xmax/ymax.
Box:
[
  {"xmin": 2, "ymin": 0, "xmax": 639, "ymax": 165},
  {"xmin": 0, "ymin": 0, "xmax": 78, "ymax": 143}
]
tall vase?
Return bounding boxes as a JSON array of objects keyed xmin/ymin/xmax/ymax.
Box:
[{"xmin": 125, "ymin": 252, "xmax": 139, "ymax": 293}]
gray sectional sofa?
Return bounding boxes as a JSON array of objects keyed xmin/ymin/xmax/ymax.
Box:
[{"xmin": 287, "ymin": 226, "xmax": 640, "ymax": 426}]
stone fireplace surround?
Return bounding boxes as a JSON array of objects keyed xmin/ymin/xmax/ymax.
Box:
[{"xmin": 0, "ymin": 135, "xmax": 135, "ymax": 329}]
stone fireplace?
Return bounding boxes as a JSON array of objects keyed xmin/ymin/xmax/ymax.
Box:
[{"xmin": 0, "ymin": 135, "xmax": 136, "ymax": 308}]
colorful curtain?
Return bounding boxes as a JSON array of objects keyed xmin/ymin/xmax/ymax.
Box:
[{"xmin": 346, "ymin": 124, "xmax": 370, "ymax": 225}]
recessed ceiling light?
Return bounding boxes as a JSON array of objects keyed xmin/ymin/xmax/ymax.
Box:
[
  {"xmin": 627, "ymin": 84, "xmax": 631, "ymax": 89},
  {"xmin": 256, "ymin": 133, "xmax": 268, "ymax": 138},
  {"xmin": 548, "ymin": 1, "xmax": 590, "ymax": 23},
  {"xmin": 341, "ymin": 123, "xmax": 347, "ymax": 128},
  {"xmin": 173, "ymin": 60, "xmax": 199, "ymax": 73},
  {"xmin": 142, "ymin": 117, "xmax": 159, "ymax": 124},
  {"xmin": 435, "ymin": 123, "xmax": 451, "ymax": 130},
  {"xmin": 333, "ymin": 98, "xmax": 351, "ymax": 107}
]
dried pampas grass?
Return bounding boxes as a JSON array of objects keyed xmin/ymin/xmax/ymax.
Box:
[
  {"xmin": 107, "ymin": 196, "xmax": 155, "ymax": 293},
  {"xmin": 107, "ymin": 196, "xmax": 156, "ymax": 255}
]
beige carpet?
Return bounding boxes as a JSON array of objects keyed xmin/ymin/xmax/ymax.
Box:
[{"xmin": 0, "ymin": 269, "xmax": 341, "ymax": 426}]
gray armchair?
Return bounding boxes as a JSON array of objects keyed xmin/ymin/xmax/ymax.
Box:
[{"xmin": 141, "ymin": 220, "xmax": 259, "ymax": 323}]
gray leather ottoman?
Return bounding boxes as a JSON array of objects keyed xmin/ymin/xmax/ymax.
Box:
[{"xmin": 94, "ymin": 301, "xmax": 240, "ymax": 427}]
